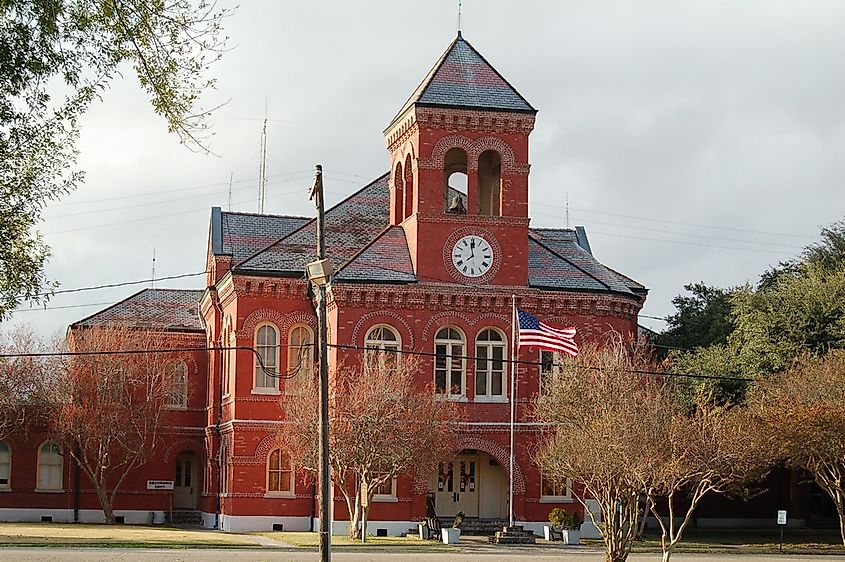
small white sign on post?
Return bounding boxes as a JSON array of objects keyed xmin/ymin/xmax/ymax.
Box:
[
  {"xmin": 777, "ymin": 510, "xmax": 787, "ymax": 525},
  {"xmin": 147, "ymin": 480, "xmax": 175, "ymax": 491}
]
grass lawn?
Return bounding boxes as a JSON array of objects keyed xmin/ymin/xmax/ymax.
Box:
[
  {"xmin": 0, "ymin": 523, "xmax": 258, "ymax": 549},
  {"xmin": 254, "ymin": 531, "xmax": 455, "ymax": 552}
]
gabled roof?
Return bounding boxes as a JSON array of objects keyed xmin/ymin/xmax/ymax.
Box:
[
  {"xmin": 210, "ymin": 208, "xmax": 309, "ymax": 262},
  {"xmin": 528, "ymin": 229, "xmax": 645, "ymax": 296},
  {"xmin": 233, "ymin": 174, "xmax": 391, "ymax": 276},
  {"xmin": 388, "ymin": 32, "xmax": 536, "ymax": 128},
  {"xmin": 71, "ymin": 288, "xmax": 204, "ymax": 332},
  {"xmin": 334, "ymin": 226, "xmax": 416, "ymax": 283}
]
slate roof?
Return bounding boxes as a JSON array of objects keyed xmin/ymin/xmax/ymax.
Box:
[
  {"xmin": 204, "ymin": 175, "xmax": 644, "ymax": 298},
  {"xmin": 232, "ymin": 174, "xmax": 391, "ymax": 276},
  {"xmin": 528, "ymin": 229, "xmax": 645, "ymax": 296},
  {"xmin": 389, "ymin": 33, "xmax": 536, "ymax": 128},
  {"xmin": 334, "ymin": 226, "xmax": 416, "ymax": 283},
  {"xmin": 71, "ymin": 288, "xmax": 204, "ymax": 332},
  {"xmin": 211, "ymin": 208, "xmax": 310, "ymax": 263}
]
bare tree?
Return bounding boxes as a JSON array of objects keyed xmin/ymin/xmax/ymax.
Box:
[
  {"xmin": 54, "ymin": 325, "xmax": 187, "ymax": 523},
  {"xmin": 535, "ymin": 342, "xmax": 658, "ymax": 562},
  {"xmin": 749, "ymin": 350, "xmax": 845, "ymax": 545},
  {"xmin": 640, "ymin": 403, "xmax": 769, "ymax": 562},
  {"xmin": 0, "ymin": 325, "xmax": 56, "ymax": 440},
  {"xmin": 282, "ymin": 357, "xmax": 459, "ymax": 539}
]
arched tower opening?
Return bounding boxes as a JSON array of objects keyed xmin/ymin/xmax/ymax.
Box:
[
  {"xmin": 403, "ymin": 153, "xmax": 414, "ymax": 219},
  {"xmin": 477, "ymin": 150, "xmax": 502, "ymax": 216},
  {"xmin": 443, "ymin": 147, "xmax": 468, "ymax": 214},
  {"xmin": 391, "ymin": 161, "xmax": 405, "ymax": 224}
]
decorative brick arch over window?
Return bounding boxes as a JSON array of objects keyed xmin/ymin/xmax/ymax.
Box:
[
  {"xmin": 350, "ymin": 311, "xmax": 415, "ymax": 350},
  {"xmin": 470, "ymin": 137, "xmax": 516, "ymax": 170},
  {"xmin": 239, "ymin": 308, "xmax": 289, "ymax": 339},
  {"xmin": 455, "ymin": 435, "xmax": 526, "ymax": 494},
  {"xmin": 164, "ymin": 440, "xmax": 205, "ymax": 464},
  {"xmin": 245, "ymin": 434, "xmax": 287, "ymax": 466},
  {"xmin": 426, "ymin": 135, "xmax": 517, "ymax": 174}
]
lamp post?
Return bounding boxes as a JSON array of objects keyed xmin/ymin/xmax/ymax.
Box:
[{"xmin": 308, "ymin": 164, "xmax": 332, "ymax": 562}]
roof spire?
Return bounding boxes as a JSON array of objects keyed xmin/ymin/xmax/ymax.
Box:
[{"xmin": 457, "ymin": 0, "xmax": 462, "ymax": 36}]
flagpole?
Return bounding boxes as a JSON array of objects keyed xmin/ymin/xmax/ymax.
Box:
[{"xmin": 509, "ymin": 294, "xmax": 517, "ymax": 529}]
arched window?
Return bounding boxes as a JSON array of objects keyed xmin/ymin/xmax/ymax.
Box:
[
  {"xmin": 475, "ymin": 328, "xmax": 507, "ymax": 400},
  {"xmin": 222, "ymin": 319, "xmax": 233, "ymax": 397},
  {"xmin": 37, "ymin": 442, "xmax": 63, "ymax": 491},
  {"xmin": 443, "ymin": 148, "xmax": 468, "ymax": 214},
  {"xmin": 286, "ymin": 324, "xmax": 314, "ymax": 394},
  {"xmin": 0, "ymin": 442, "xmax": 10, "ymax": 489},
  {"xmin": 254, "ymin": 323, "xmax": 280, "ymax": 391},
  {"xmin": 477, "ymin": 150, "xmax": 502, "ymax": 216},
  {"xmin": 364, "ymin": 325, "xmax": 401, "ymax": 371},
  {"xmin": 434, "ymin": 327, "xmax": 466, "ymax": 398},
  {"xmin": 392, "ymin": 162, "xmax": 405, "ymax": 223},
  {"xmin": 404, "ymin": 153, "xmax": 414, "ymax": 219},
  {"xmin": 165, "ymin": 361, "xmax": 188, "ymax": 408},
  {"xmin": 267, "ymin": 448, "xmax": 293, "ymax": 495}
]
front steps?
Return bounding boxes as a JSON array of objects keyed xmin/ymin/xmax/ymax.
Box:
[
  {"xmin": 488, "ymin": 525, "xmax": 537, "ymax": 544},
  {"xmin": 437, "ymin": 517, "xmax": 509, "ymax": 536},
  {"xmin": 165, "ymin": 509, "xmax": 203, "ymax": 526}
]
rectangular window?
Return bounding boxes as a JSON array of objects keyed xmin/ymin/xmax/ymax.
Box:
[
  {"xmin": 0, "ymin": 443, "xmax": 9, "ymax": 488},
  {"xmin": 540, "ymin": 473, "xmax": 571, "ymax": 501},
  {"xmin": 541, "ymin": 350, "xmax": 562, "ymax": 394},
  {"xmin": 372, "ymin": 471, "xmax": 397, "ymax": 500}
]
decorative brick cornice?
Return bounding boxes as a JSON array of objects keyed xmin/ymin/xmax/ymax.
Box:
[
  {"xmin": 234, "ymin": 276, "xmax": 310, "ymax": 300},
  {"xmin": 331, "ymin": 285, "xmax": 642, "ymax": 320},
  {"xmin": 416, "ymin": 107, "xmax": 535, "ymax": 135},
  {"xmin": 416, "ymin": 213, "xmax": 530, "ymax": 228},
  {"xmin": 385, "ymin": 114, "xmax": 419, "ymax": 151}
]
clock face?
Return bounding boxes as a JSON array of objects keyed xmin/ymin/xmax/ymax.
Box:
[{"xmin": 451, "ymin": 235, "xmax": 494, "ymax": 278}]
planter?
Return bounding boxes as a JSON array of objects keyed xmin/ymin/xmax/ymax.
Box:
[
  {"xmin": 561, "ymin": 529, "xmax": 581, "ymax": 545},
  {"xmin": 441, "ymin": 527, "xmax": 461, "ymax": 544}
]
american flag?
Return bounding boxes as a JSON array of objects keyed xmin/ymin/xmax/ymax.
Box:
[{"xmin": 517, "ymin": 309, "xmax": 579, "ymax": 357}]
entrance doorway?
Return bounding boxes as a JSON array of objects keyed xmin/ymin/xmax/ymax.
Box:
[
  {"xmin": 173, "ymin": 452, "xmax": 199, "ymax": 509},
  {"xmin": 432, "ymin": 450, "xmax": 506, "ymax": 518}
]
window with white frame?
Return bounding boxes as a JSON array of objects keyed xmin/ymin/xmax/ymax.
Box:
[
  {"xmin": 475, "ymin": 328, "xmax": 507, "ymax": 399},
  {"xmin": 540, "ymin": 473, "xmax": 572, "ymax": 501},
  {"xmin": 434, "ymin": 327, "xmax": 466, "ymax": 397},
  {"xmin": 0, "ymin": 442, "xmax": 10, "ymax": 488},
  {"xmin": 37, "ymin": 442, "xmax": 63, "ymax": 490},
  {"xmin": 254, "ymin": 323, "xmax": 280, "ymax": 391},
  {"xmin": 165, "ymin": 361, "xmax": 188, "ymax": 408},
  {"xmin": 364, "ymin": 325, "xmax": 401, "ymax": 372},
  {"xmin": 286, "ymin": 325, "xmax": 314, "ymax": 394},
  {"xmin": 540, "ymin": 350, "xmax": 564, "ymax": 394},
  {"xmin": 267, "ymin": 448, "xmax": 293, "ymax": 495},
  {"xmin": 371, "ymin": 471, "xmax": 397, "ymax": 501},
  {"xmin": 222, "ymin": 320, "xmax": 233, "ymax": 397}
]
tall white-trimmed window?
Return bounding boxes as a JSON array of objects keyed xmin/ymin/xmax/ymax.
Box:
[
  {"xmin": 0, "ymin": 442, "xmax": 10, "ymax": 489},
  {"xmin": 372, "ymin": 471, "xmax": 398, "ymax": 502},
  {"xmin": 434, "ymin": 327, "xmax": 466, "ymax": 397},
  {"xmin": 266, "ymin": 448, "xmax": 293, "ymax": 496},
  {"xmin": 165, "ymin": 361, "xmax": 188, "ymax": 408},
  {"xmin": 364, "ymin": 325, "xmax": 401, "ymax": 371},
  {"xmin": 37, "ymin": 442, "xmax": 63, "ymax": 491},
  {"xmin": 222, "ymin": 320, "xmax": 233, "ymax": 397},
  {"xmin": 254, "ymin": 323, "xmax": 280, "ymax": 391},
  {"xmin": 286, "ymin": 325, "xmax": 314, "ymax": 394},
  {"xmin": 475, "ymin": 328, "xmax": 507, "ymax": 400},
  {"xmin": 540, "ymin": 473, "xmax": 572, "ymax": 502},
  {"xmin": 540, "ymin": 350, "xmax": 564, "ymax": 395}
]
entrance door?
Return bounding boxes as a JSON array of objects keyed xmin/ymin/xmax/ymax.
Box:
[
  {"xmin": 173, "ymin": 452, "xmax": 198, "ymax": 509},
  {"xmin": 434, "ymin": 452, "xmax": 479, "ymax": 517}
]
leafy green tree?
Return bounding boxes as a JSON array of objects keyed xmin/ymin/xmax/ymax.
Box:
[
  {"xmin": 657, "ymin": 283, "xmax": 736, "ymax": 353},
  {"xmin": 0, "ymin": 0, "xmax": 228, "ymax": 318}
]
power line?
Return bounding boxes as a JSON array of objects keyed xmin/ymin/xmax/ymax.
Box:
[
  {"xmin": 33, "ymin": 272, "xmax": 205, "ymax": 298},
  {"xmin": 10, "ymin": 302, "xmax": 114, "ymax": 313}
]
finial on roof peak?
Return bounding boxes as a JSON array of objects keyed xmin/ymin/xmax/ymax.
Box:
[{"xmin": 457, "ymin": 0, "xmax": 462, "ymax": 36}]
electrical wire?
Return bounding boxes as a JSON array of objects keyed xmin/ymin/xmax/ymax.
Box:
[
  {"xmin": 32, "ymin": 271, "xmax": 205, "ymax": 298},
  {"xmin": 0, "ymin": 342, "xmax": 751, "ymax": 382}
]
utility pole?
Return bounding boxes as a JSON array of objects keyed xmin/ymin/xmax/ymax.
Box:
[{"xmin": 309, "ymin": 164, "xmax": 331, "ymax": 562}]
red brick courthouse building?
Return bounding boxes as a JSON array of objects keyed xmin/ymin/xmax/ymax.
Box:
[{"xmin": 0, "ymin": 34, "xmax": 646, "ymax": 534}]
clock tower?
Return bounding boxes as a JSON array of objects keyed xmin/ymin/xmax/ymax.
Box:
[{"xmin": 383, "ymin": 32, "xmax": 537, "ymax": 287}]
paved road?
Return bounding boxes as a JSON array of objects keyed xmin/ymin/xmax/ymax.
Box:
[{"xmin": 0, "ymin": 549, "xmax": 837, "ymax": 562}]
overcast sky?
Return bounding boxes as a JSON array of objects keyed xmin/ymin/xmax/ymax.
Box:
[{"xmin": 7, "ymin": 0, "xmax": 845, "ymax": 337}]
